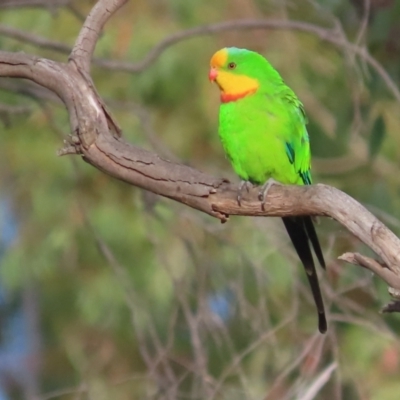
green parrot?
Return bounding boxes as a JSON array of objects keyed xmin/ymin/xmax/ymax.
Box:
[{"xmin": 209, "ymin": 47, "xmax": 327, "ymax": 333}]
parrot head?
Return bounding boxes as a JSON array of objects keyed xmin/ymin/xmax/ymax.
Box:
[{"xmin": 209, "ymin": 47, "xmax": 282, "ymax": 102}]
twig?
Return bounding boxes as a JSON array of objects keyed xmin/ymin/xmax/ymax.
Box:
[
  {"xmin": 339, "ymin": 252, "xmax": 400, "ymax": 290},
  {"xmin": 102, "ymin": 19, "xmax": 400, "ymax": 103},
  {"xmin": 86, "ymin": 218, "xmax": 177, "ymax": 397},
  {"xmin": 0, "ymin": 0, "xmax": 70, "ymax": 8},
  {"xmin": 0, "ymin": 24, "xmax": 72, "ymax": 54},
  {"xmin": 264, "ymin": 333, "xmax": 322, "ymax": 399},
  {"xmin": 0, "ymin": 102, "xmax": 31, "ymax": 114},
  {"xmin": 297, "ymin": 362, "xmax": 337, "ymax": 400},
  {"xmin": 381, "ymin": 301, "xmax": 400, "ymax": 313},
  {"xmin": 1, "ymin": 18, "xmax": 399, "ymax": 103},
  {"xmin": 210, "ymin": 316, "xmax": 293, "ymax": 399},
  {"xmin": 355, "ymin": 0, "xmax": 371, "ymax": 46}
]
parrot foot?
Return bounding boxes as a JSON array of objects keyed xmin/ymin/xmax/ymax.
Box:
[
  {"xmin": 258, "ymin": 178, "xmax": 281, "ymax": 209},
  {"xmin": 237, "ymin": 180, "xmax": 252, "ymax": 206}
]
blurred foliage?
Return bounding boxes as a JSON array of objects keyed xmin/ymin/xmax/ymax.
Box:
[{"xmin": 1, "ymin": 0, "xmax": 400, "ymax": 399}]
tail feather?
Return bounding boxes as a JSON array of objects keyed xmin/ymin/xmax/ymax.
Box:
[
  {"xmin": 303, "ymin": 216, "xmax": 326, "ymax": 269},
  {"xmin": 282, "ymin": 216, "xmax": 327, "ymax": 334}
]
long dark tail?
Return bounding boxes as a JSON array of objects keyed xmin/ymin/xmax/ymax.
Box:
[{"xmin": 282, "ymin": 216, "xmax": 327, "ymax": 333}]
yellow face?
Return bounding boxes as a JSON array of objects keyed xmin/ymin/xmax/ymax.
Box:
[{"xmin": 209, "ymin": 48, "xmax": 259, "ymax": 98}]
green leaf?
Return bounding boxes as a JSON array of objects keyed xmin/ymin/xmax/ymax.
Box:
[{"xmin": 369, "ymin": 115, "xmax": 386, "ymax": 160}]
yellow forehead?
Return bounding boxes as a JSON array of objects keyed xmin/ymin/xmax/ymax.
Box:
[{"xmin": 210, "ymin": 48, "xmax": 228, "ymax": 68}]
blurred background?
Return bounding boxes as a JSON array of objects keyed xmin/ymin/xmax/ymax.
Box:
[{"xmin": 1, "ymin": 0, "xmax": 400, "ymax": 399}]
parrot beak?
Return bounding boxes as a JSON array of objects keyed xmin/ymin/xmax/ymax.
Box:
[{"xmin": 209, "ymin": 67, "xmax": 218, "ymax": 82}]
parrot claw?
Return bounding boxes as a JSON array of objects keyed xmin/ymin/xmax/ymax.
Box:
[
  {"xmin": 237, "ymin": 180, "xmax": 252, "ymax": 206},
  {"xmin": 258, "ymin": 178, "xmax": 281, "ymax": 209}
]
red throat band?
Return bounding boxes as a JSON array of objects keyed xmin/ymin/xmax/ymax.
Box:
[{"xmin": 220, "ymin": 88, "xmax": 257, "ymax": 103}]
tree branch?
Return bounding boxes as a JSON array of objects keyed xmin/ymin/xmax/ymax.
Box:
[
  {"xmin": 0, "ymin": 24, "xmax": 72, "ymax": 54},
  {"xmin": 69, "ymin": 0, "xmax": 128, "ymax": 72},
  {"xmin": 1, "ymin": 0, "xmax": 400, "ymax": 307}
]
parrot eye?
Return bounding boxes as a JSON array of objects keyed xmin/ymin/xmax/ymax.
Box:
[{"xmin": 228, "ymin": 62, "xmax": 236, "ymax": 69}]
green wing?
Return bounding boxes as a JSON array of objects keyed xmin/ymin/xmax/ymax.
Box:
[{"xmin": 281, "ymin": 88, "xmax": 312, "ymax": 186}]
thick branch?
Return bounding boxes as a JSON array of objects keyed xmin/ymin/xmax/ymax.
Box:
[
  {"xmin": 70, "ymin": 0, "xmax": 128, "ymax": 72},
  {"xmin": 82, "ymin": 134, "xmax": 400, "ymax": 288},
  {"xmin": 1, "ymin": 0, "xmax": 400, "ymax": 301}
]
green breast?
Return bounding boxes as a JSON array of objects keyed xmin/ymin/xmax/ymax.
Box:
[{"xmin": 218, "ymin": 93, "xmax": 304, "ymax": 185}]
